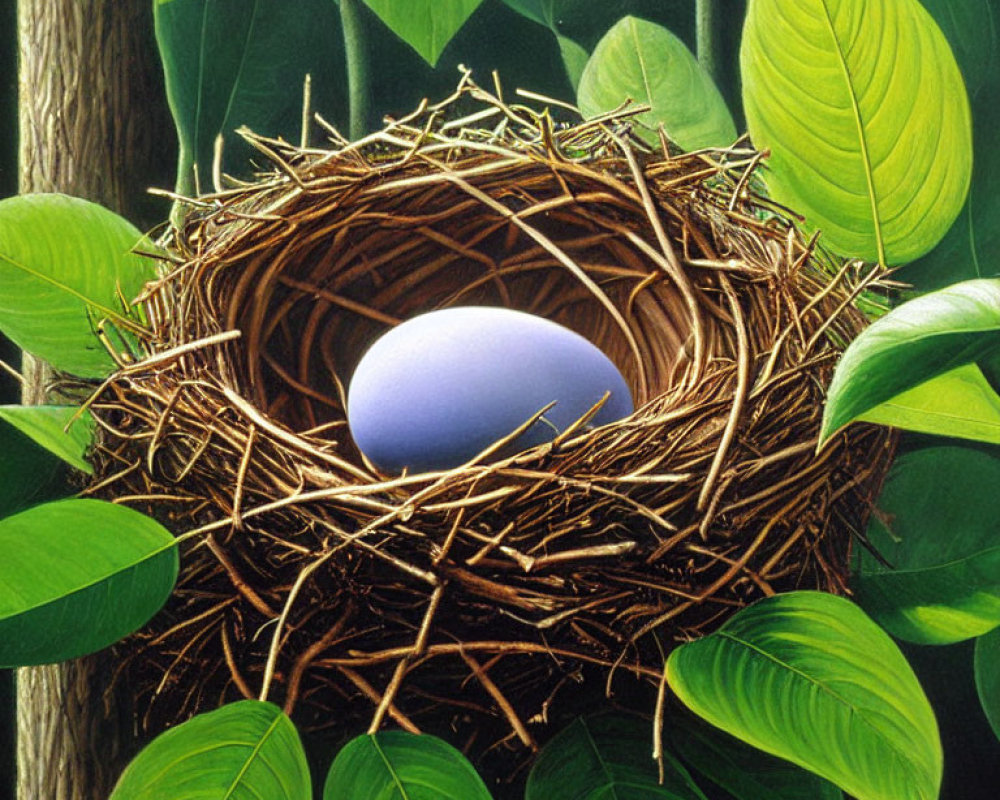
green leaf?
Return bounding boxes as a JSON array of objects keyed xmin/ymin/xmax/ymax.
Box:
[
  {"xmin": 0, "ymin": 499, "xmax": 178, "ymax": 667},
  {"xmin": 111, "ymin": 700, "xmax": 310, "ymax": 799},
  {"xmin": 666, "ymin": 591, "xmax": 942, "ymax": 800},
  {"xmin": 363, "ymin": 0, "xmax": 486, "ymax": 66},
  {"xmin": 857, "ymin": 363, "xmax": 1000, "ymax": 444},
  {"xmin": 820, "ymin": 278, "xmax": 1000, "ymax": 446},
  {"xmin": 155, "ymin": 0, "xmax": 347, "ymax": 196},
  {"xmin": 557, "ymin": 34, "xmax": 589, "ymax": 91},
  {"xmin": 0, "ymin": 406, "xmax": 94, "ymax": 474},
  {"xmin": 0, "ymin": 422, "xmax": 73, "ymax": 519},
  {"xmin": 854, "ymin": 447, "xmax": 1000, "ymax": 644},
  {"xmin": 670, "ymin": 712, "xmax": 843, "ymax": 800},
  {"xmin": 577, "ymin": 16, "xmax": 736, "ymax": 151},
  {"xmin": 741, "ymin": 0, "xmax": 972, "ymax": 265},
  {"xmin": 324, "ymin": 730, "xmax": 492, "ymax": 800},
  {"xmin": 901, "ymin": 0, "xmax": 1000, "ymax": 290},
  {"xmin": 526, "ymin": 712, "xmax": 708, "ymax": 800},
  {"xmin": 975, "ymin": 627, "xmax": 1000, "ymax": 740},
  {"xmin": 0, "ymin": 193, "xmax": 154, "ymax": 378}
]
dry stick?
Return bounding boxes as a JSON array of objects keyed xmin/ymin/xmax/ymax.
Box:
[
  {"xmin": 697, "ymin": 274, "xmax": 751, "ymax": 517},
  {"xmin": 205, "ymin": 534, "xmax": 277, "ymax": 618},
  {"xmin": 614, "ymin": 129, "xmax": 706, "ymax": 385},
  {"xmin": 653, "ymin": 662, "xmax": 670, "ymax": 784},
  {"xmin": 338, "ymin": 668, "xmax": 420, "ymax": 734},
  {"xmin": 460, "ymin": 651, "xmax": 537, "ymax": 750},
  {"xmin": 368, "ymin": 585, "xmax": 445, "ymax": 732},
  {"xmin": 220, "ymin": 624, "xmax": 255, "ymax": 700},
  {"xmin": 231, "ymin": 424, "xmax": 256, "ymax": 530},
  {"xmin": 283, "ymin": 608, "xmax": 352, "ymax": 715}
]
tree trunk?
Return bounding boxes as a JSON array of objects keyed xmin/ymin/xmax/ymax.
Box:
[{"xmin": 15, "ymin": 2, "xmax": 174, "ymax": 798}]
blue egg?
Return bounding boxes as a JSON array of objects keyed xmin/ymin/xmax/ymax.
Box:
[{"xmin": 347, "ymin": 306, "xmax": 634, "ymax": 474}]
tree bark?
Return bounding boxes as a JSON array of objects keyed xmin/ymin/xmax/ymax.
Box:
[{"xmin": 15, "ymin": 1, "xmax": 174, "ymax": 798}]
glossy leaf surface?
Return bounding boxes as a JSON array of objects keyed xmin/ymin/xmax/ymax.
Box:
[
  {"xmin": 111, "ymin": 700, "xmax": 310, "ymax": 799},
  {"xmin": 820, "ymin": 278, "xmax": 1000, "ymax": 445},
  {"xmin": 666, "ymin": 591, "xmax": 942, "ymax": 800},
  {"xmin": 742, "ymin": 0, "xmax": 972, "ymax": 264},
  {"xmin": 363, "ymin": 0, "xmax": 486, "ymax": 65},
  {"xmin": 975, "ymin": 627, "xmax": 1000, "ymax": 740},
  {"xmin": 854, "ymin": 447, "xmax": 1000, "ymax": 644},
  {"xmin": 155, "ymin": 0, "xmax": 346, "ymax": 195},
  {"xmin": 0, "ymin": 499, "xmax": 177, "ymax": 667},
  {"xmin": 857, "ymin": 363, "xmax": 1000, "ymax": 444},
  {"xmin": 578, "ymin": 16, "xmax": 736, "ymax": 151},
  {"xmin": 0, "ymin": 194, "xmax": 153, "ymax": 378},
  {"xmin": 324, "ymin": 730, "xmax": 492, "ymax": 800},
  {"xmin": 901, "ymin": 0, "xmax": 1000, "ymax": 290},
  {"xmin": 670, "ymin": 712, "xmax": 843, "ymax": 800},
  {"xmin": 0, "ymin": 405, "xmax": 94, "ymax": 474},
  {"xmin": 526, "ymin": 712, "xmax": 707, "ymax": 800}
]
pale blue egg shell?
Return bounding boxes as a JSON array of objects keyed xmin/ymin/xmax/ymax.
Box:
[{"xmin": 347, "ymin": 306, "xmax": 634, "ymax": 474}]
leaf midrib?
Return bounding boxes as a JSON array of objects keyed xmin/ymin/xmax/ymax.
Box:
[
  {"xmin": 714, "ymin": 630, "xmax": 929, "ymax": 791},
  {"xmin": 816, "ymin": 0, "xmax": 886, "ymax": 267},
  {"xmin": 373, "ymin": 736, "xmax": 412, "ymax": 800},
  {"xmin": 223, "ymin": 712, "xmax": 286, "ymax": 799},
  {"xmin": 0, "ymin": 527, "xmax": 174, "ymax": 621}
]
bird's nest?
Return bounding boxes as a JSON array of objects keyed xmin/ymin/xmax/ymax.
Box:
[{"xmin": 89, "ymin": 75, "xmax": 894, "ymax": 757}]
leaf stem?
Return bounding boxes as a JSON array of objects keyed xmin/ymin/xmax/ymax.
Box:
[
  {"xmin": 340, "ymin": 0, "xmax": 371, "ymax": 141},
  {"xmin": 696, "ymin": 0, "xmax": 722, "ymax": 87}
]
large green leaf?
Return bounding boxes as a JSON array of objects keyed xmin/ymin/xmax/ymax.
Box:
[
  {"xmin": 324, "ymin": 730, "xmax": 492, "ymax": 800},
  {"xmin": 670, "ymin": 712, "xmax": 843, "ymax": 800},
  {"xmin": 741, "ymin": 0, "xmax": 972, "ymax": 265},
  {"xmin": 820, "ymin": 278, "xmax": 1000, "ymax": 446},
  {"xmin": 111, "ymin": 700, "xmax": 310, "ymax": 799},
  {"xmin": 577, "ymin": 16, "xmax": 736, "ymax": 151},
  {"xmin": 0, "ymin": 499, "xmax": 177, "ymax": 667},
  {"xmin": 155, "ymin": 0, "xmax": 346, "ymax": 196},
  {"xmin": 0, "ymin": 405, "xmax": 94, "ymax": 474},
  {"xmin": 362, "ymin": 0, "xmax": 486, "ymax": 66},
  {"xmin": 0, "ymin": 193, "xmax": 154, "ymax": 378},
  {"xmin": 854, "ymin": 447, "xmax": 1000, "ymax": 644},
  {"xmin": 975, "ymin": 627, "xmax": 1000, "ymax": 740},
  {"xmin": 526, "ymin": 712, "xmax": 708, "ymax": 800},
  {"xmin": 902, "ymin": 0, "xmax": 1000, "ymax": 290},
  {"xmin": 0, "ymin": 422, "xmax": 72, "ymax": 519},
  {"xmin": 666, "ymin": 591, "xmax": 942, "ymax": 800},
  {"xmin": 857, "ymin": 363, "xmax": 1000, "ymax": 444}
]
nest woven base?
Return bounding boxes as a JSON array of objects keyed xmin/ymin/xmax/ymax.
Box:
[{"xmin": 90, "ymin": 75, "xmax": 894, "ymax": 755}]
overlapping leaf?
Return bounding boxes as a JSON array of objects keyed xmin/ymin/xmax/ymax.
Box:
[
  {"xmin": 0, "ymin": 405, "xmax": 94, "ymax": 474},
  {"xmin": 0, "ymin": 194, "xmax": 153, "ymax": 378},
  {"xmin": 975, "ymin": 627, "xmax": 1000, "ymax": 740},
  {"xmin": 742, "ymin": 0, "xmax": 972, "ymax": 264},
  {"xmin": 0, "ymin": 423, "xmax": 71, "ymax": 519},
  {"xmin": 857, "ymin": 363, "xmax": 1000, "ymax": 444},
  {"xmin": 363, "ymin": 0, "xmax": 486, "ymax": 66},
  {"xmin": 820, "ymin": 278, "xmax": 1000, "ymax": 445},
  {"xmin": 0, "ymin": 499, "xmax": 177, "ymax": 667},
  {"xmin": 526, "ymin": 713, "xmax": 707, "ymax": 800},
  {"xmin": 902, "ymin": 0, "xmax": 1000, "ymax": 290},
  {"xmin": 324, "ymin": 730, "xmax": 492, "ymax": 800},
  {"xmin": 855, "ymin": 447, "xmax": 1000, "ymax": 644},
  {"xmin": 578, "ymin": 16, "xmax": 735, "ymax": 151},
  {"xmin": 666, "ymin": 591, "xmax": 942, "ymax": 800},
  {"xmin": 670, "ymin": 712, "xmax": 843, "ymax": 800},
  {"xmin": 110, "ymin": 700, "xmax": 310, "ymax": 799},
  {"xmin": 155, "ymin": 0, "xmax": 346, "ymax": 195}
]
